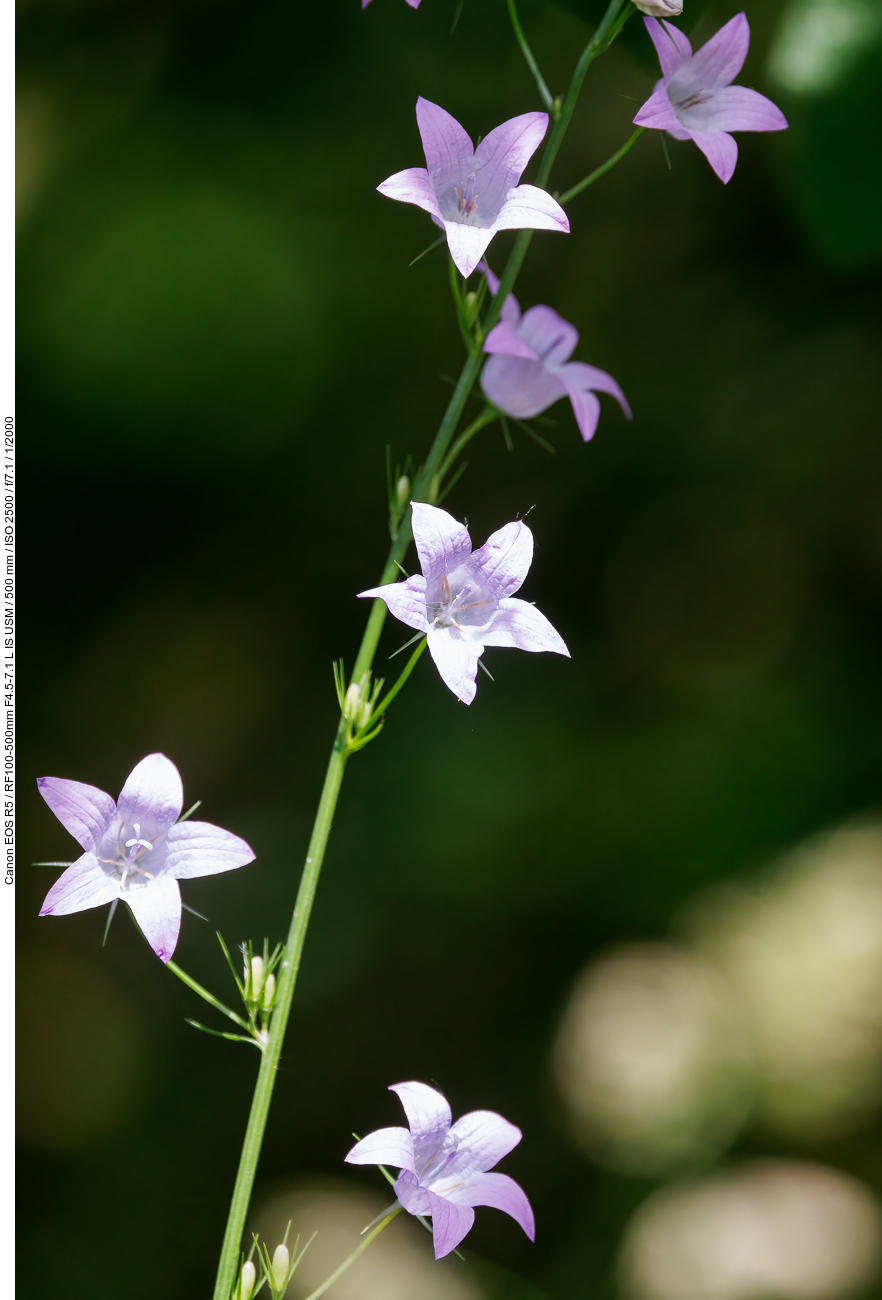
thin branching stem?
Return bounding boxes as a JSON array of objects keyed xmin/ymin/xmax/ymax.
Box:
[
  {"xmin": 211, "ymin": 6, "xmax": 634, "ymax": 1295},
  {"xmin": 559, "ymin": 126, "xmax": 645, "ymax": 205},
  {"xmin": 507, "ymin": 0, "xmax": 555, "ymax": 113}
]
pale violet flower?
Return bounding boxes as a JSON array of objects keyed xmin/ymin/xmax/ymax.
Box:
[
  {"xmin": 363, "ymin": 0, "xmax": 420, "ymax": 7},
  {"xmin": 480, "ymin": 265, "xmax": 631, "ymax": 442},
  {"xmin": 358, "ymin": 502, "xmax": 569, "ymax": 705},
  {"xmin": 377, "ymin": 97, "xmax": 569, "ymax": 278},
  {"xmin": 345, "ymin": 1080, "xmax": 535, "ymax": 1259},
  {"xmin": 632, "ymin": 0, "xmax": 683, "ymax": 16},
  {"xmin": 634, "ymin": 13, "xmax": 788, "ymax": 183},
  {"xmin": 38, "ymin": 753, "xmax": 255, "ymax": 962}
]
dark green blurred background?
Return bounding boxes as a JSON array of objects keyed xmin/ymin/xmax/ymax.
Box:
[{"xmin": 17, "ymin": 0, "xmax": 882, "ymax": 1296}]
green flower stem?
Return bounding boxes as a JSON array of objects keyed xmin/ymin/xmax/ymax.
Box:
[
  {"xmin": 301, "ymin": 1208, "xmax": 403, "ymax": 1300},
  {"xmin": 558, "ymin": 126, "xmax": 645, "ymax": 206},
  {"xmin": 211, "ymin": 7, "xmax": 634, "ymax": 1296},
  {"xmin": 507, "ymin": 0, "xmax": 555, "ymax": 114},
  {"xmin": 166, "ymin": 959, "xmax": 249, "ymax": 1031},
  {"xmin": 438, "ymin": 408, "xmax": 499, "ymax": 482}
]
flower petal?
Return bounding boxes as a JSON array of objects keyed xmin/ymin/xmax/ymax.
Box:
[
  {"xmin": 446, "ymin": 1171, "xmax": 535, "ymax": 1240},
  {"xmin": 471, "ymin": 521, "xmax": 533, "ymax": 599},
  {"xmin": 444, "ymin": 221, "xmax": 495, "ymax": 279},
  {"xmin": 677, "ymin": 84, "xmax": 788, "ymax": 134},
  {"xmin": 516, "ymin": 304, "xmax": 578, "ymax": 368},
  {"xmin": 165, "ymin": 820, "xmax": 255, "ymax": 879},
  {"xmin": 358, "ymin": 575, "xmax": 429, "ymax": 634},
  {"xmin": 644, "ymin": 17, "xmax": 692, "ymax": 78},
  {"xmin": 394, "ymin": 1169, "xmax": 431, "ymax": 1215},
  {"xmin": 482, "ymin": 319, "xmax": 539, "ymax": 361},
  {"xmin": 478, "ymin": 261, "xmax": 521, "ymax": 324},
  {"xmin": 345, "ymin": 1126, "xmax": 416, "ymax": 1173},
  {"xmin": 389, "ymin": 1081, "xmax": 452, "ymax": 1151},
  {"xmin": 480, "ymin": 354, "xmax": 567, "ymax": 419},
  {"xmin": 39, "ymin": 852, "xmax": 118, "ymax": 916},
  {"xmin": 426, "ymin": 627, "xmax": 480, "ymax": 704},
  {"xmin": 482, "ymin": 598, "xmax": 570, "ymax": 655},
  {"xmin": 633, "ymin": 81, "xmax": 680, "ymax": 132},
  {"xmin": 493, "ymin": 184, "xmax": 569, "ymax": 235},
  {"xmin": 559, "ymin": 360, "xmax": 632, "ymax": 440},
  {"xmin": 125, "ymin": 874, "xmax": 182, "ymax": 962},
  {"xmin": 472, "ymin": 112, "xmax": 548, "ymax": 221},
  {"xmin": 690, "ymin": 129, "xmax": 739, "ymax": 183},
  {"xmin": 415, "ymin": 97, "xmax": 474, "ymax": 201},
  {"xmin": 36, "ymin": 775, "xmax": 115, "ymax": 852},
  {"xmin": 425, "ymin": 1189, "xmax": 475, "ymax": 1259},
  {"xmin": 670, "ymin": 11, "xmax": 750, "ymax": 103},
  {"xmin": 376, "ymin": 167, "xmax": 443, "ymax": 221},
  {"xmin": 117, "ymin": 753, "xmax": 183, "ymax": 833},
  {"xmin": 447, "ymin": 1109, "xmax": 523, "ymax": 1172},
  {"xmin": 411, "ymin": 503, "xmax": 472, "ymax": 586}
]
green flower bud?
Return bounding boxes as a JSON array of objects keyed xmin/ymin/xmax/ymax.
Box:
[
  {"xmin": 343, "ymin": 682, "xmax": 361, "ymax": 720},
  {"xmin": 271, "ymin": 1243, "xmax": 290, "ymax": 1289},
  {"xmin": 249, "ymin": 956, "xmax": 265, "ymax": 1002},
  {"xmin": 396, "ymin": 475, "xmax": 410, "ymax": 508},
  {"xmin": 261, "ymin": 972, "xmax": 276, "ymax": 1011},
  {"xmin": 239, "ymin": 1260, "xmax": 256, "ymax": 1300}
]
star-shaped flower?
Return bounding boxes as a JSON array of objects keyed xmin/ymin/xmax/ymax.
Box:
[
  {"xmin": 38, "ymin": 753, "xmax": 255, "ymax": 962},
  {"xmin": 479, "ymin": 265, "xmax": 631, "ymax": 442},
  {"xmin": 634, "ymin": 13, "xmax": 788, "ymax": 184},
  {"xmin": 345, "ymin": 1081, "xmax": 535, "ymax": 1259},
  {"xmin": 377, "ymin": 97, "xmax": 569, "ymax": 278},
  {"xmin": 358, "ymin": 502, "xmax": 569, "ymax": 705}
]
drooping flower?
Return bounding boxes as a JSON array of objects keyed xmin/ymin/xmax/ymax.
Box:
[
  {"xmin": 479, "ymin": 265, "xmax": 631, "ymax": 442},
  {"xmin": 345, "ymin": 1080, "xmax": 535, "ymax": 1259},
  {"xmin": 358, "ymin": 501, "xmax": 569, "ymax": 705},
  {"xmin": 632, "ymin": 0, "xmax": 682, "ymax": 16},
  {"xmin": 38, "ymin": 752, "xmax": 255, "ymax": 962},
  {"xmin": 377, "ymin": 97, "xmax": 569, "ymax": 278},
  {"xmin": 634, "ymin": 13, "xmax": 788, "ymax": 183}
]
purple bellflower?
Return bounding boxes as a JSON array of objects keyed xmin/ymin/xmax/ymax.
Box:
[
  {"xmin": 377, "ymin": 97, "xmax": 569, "ymax": 278},
  {"xmin": 38, "ymin": 753, "xmax": 255, "ymax": 962},
  {"xmin": 634, "ymin": 13, "xmax": 788, "ymax": 184},
  {"xmin": 632, "ymin": 0, "xmax": 682, "ymax": 15},
  {"xmin": 358, "ymin": 501, "xmax": 569, "ymax": 705},
  {"xmin": 345, "ymin": 1080, "xmax": 535, "ymax": 1259},
  {"xmin": 363, "ymin": 0, "xmax": 420, "ymax": 7},
  {"xmin": 479, "ymin": 265, "xmax": 631, "ymax": 443}
]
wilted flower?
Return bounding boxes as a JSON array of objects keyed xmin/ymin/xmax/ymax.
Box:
[
  {"xmin": 377, "ymin": 97, "xmax": 568, "ymax": 277},
  {"xmin": 634, "ymin": 13, "xmax": 788, "ymax": 183},
  {"xmin": 358, "ymin": 501, "xmax": 569, "ymax": 704},
  {"xmin": 38, "ymin": 752, "xmax": 255, "ymax": 961},
  {"xmin": 345, "ymin": 1080, "xmax": 535, "ymax": 1259},
  {"xmin": 632, "ymin": 0, "xmax": 682, "ymax": 16},
  {"xmin": 480, "ymin": 265, "xmax": 631, "ymax": 442}
]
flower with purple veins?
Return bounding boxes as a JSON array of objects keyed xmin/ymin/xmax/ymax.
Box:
[
  {"xmin": 633, "ymin": 13, "xmax": 788, "ymax": 184},
  {"xmin": 358, "ymin": 501, "xmax": 569, "ymax": 705},
  {"xmin": 377, "ymin": 97, "xmax": 569, "ymax": 278},
  {"xmin": 345, "ymin": 1081, "xmax": 535, "ymax": 1259},
  {"xmin": 38, "ymin": 752, "xmax": 255, "ymax": 962},
  {"xmin": 479, "ymin": 265, "xmax": 631, "ymax": 442}
]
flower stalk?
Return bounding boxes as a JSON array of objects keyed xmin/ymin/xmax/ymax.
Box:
[{"xmin": 211, "ymin": 3, "xmax": 638, "ymax": 1294}]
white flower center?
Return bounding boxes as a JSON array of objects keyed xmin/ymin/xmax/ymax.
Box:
[
  {"xmin": 429, "ymin": 571, "xmax": 495, "ymax": 636},
  {"xmin": 97, "ymin": 819, "xmax": 158, "ymax": 890}
]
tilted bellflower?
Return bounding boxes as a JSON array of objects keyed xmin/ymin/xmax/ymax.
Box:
[
  {"xmin": 345, "ymin": 1081, "xmax": 535, "ymax": 1259},
  {"xmin": 634, "ymin": 13, "xmax": 788, "ymax": 183},
  {"xmin": 38, "ymin": 752, "xmax": 255, "ymax": 961},
  {"xmin": 480, "ymin": 266, "xmax": 631, "ymax": 442},
  {"xmin": 358, "ymin": 501, "xmax": 569, "ymax": 705},
  {"xmin": 632, "ymin": 0, "xmax": 682, "ymax": 16},
  {"xmin": 377, "ymin": 97, "xmax": 569, "ymax": 278}
]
